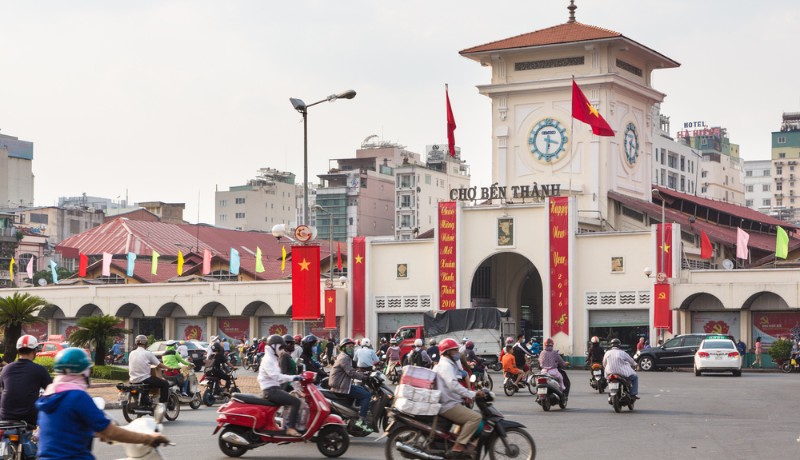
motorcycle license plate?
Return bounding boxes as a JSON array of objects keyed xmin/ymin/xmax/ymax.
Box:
[
  {"xmin": 119, "ymin": 392, "xmax": 127, "ymax": 401},
  {"xmin": 609, "ymin": 382, "xmax": 619, "ymax": 390},
  {"xmin": 537, "ymin": 387, "xmax": 547, "ymax": 395},
  {"xmin": 593, "ymin": 370, "xmax": 601, "ymax": 377}
]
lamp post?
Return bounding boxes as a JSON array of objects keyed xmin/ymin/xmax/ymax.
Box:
[
  {"xmin": 652, "ymin": 188, "xmax": 666, "ymax": 343},
  {"xmin": 312, "ymin": 205, "xmax": 334, "ymax": 288},
  {"xmin": 290, "ymin": 90, "xmax": 357, "ymax": 227}
]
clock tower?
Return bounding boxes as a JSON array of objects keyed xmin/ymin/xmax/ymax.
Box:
[{"xmin": 460, "ymin": 1, "xmax": 679, "ymax": 228}]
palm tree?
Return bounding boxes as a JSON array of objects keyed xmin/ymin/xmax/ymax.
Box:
[
  {"xmin": 68, "ymin": 315, "xmax": 130, "ymax": 366},
  {"xmin": 0, "ymin": 292, "xmax": 48, "ymax": 363}
]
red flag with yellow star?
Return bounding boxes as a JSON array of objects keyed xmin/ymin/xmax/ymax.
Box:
[
  {"xmin": 656, "ymin": 223, "xmax": 673, "ymax": 278},
  {"xmin": 291, "ymin": 244, "xmax": 321, "ymax": 320},
  {"xmin": 352, "ymin": 236, "xmax": 366, "ymax": 337},
  {"xmin": 572, "ymin": 80, "xmax": 614, "ymax": 136},
  {"xmin": 324, "ymin": 289, "xmax": 337, "ymax": 329}
]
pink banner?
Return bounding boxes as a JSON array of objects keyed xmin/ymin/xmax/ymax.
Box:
[
  {"xmin": 438, "ymin": 202, "xmax": 456, "ymax": 310},
  {"xmin": 549, "ymin": 196, "xmax": 569, "ymax": 335},
  {"xmin": 217, "ymin": 317, "xmax": 249, "ymax": 343}
]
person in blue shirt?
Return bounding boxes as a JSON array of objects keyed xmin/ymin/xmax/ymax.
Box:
[
  {"xmin": 529, "ymin": 338, "xmax": 541, "ymax": 356},
  {"xmin": 36, "ymin": 348, "xmax": 169, "ymax": 460}
]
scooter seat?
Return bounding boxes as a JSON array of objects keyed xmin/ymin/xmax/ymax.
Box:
[
  {"xmin": 319, "ymin": 389, "xmax": 353, "ymax": 402},
  {"xmin": 232, "ymin": 393, "xmax": 281, "ymax": 407}
]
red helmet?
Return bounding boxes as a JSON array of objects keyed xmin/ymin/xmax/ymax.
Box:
[
  {"xmin": 294, "ymin": 335, "xmax": 302, "ymax": 342},
  {"xmin": 465, "ymin": 340, "xmax": 474, "ymax": 350},
  {"xmin": 505, "ymin": 337, "xmax": 514, "ymax": 345},
  {"xmin": 439, "ymin": 338, "xmax": 459, "ymax": 353},
  {"xmin": 544, "ymin": 338, "xmax": 554, "ymax": 347}
]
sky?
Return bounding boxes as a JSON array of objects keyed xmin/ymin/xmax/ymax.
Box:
[{"xmin": 1, "ymin": 1, "xmax": 798, "ymax": 224}]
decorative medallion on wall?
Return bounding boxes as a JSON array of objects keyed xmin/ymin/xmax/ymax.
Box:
[
  {"xmin": 528, "ymin": 118, "xmax": 568, "ymax": 163},
  {"xmin": 624, "ymin": 122, "xmax": 640, "ymax": 166}
]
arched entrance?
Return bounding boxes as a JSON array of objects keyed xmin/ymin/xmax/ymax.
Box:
[{"xmin": 470, "ymin": 252, "xmax": 542, "ymax": 341}]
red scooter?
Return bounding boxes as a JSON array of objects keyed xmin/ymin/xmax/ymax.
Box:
[{"xmin": 213, "ymin": 371, "xmax": 349, "ymax": 458}]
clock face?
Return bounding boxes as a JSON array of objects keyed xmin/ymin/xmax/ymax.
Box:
[
  {"xmin": 624, "ymin": 122, "xmax": 639, "ymax": 165},
  {"xmin": 529, "ymin": 118, "xmax": 568, "ymax": 163}
]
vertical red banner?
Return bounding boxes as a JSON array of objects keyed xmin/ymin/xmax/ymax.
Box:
[
  {"xmin": 549, "ymin": 196, "xmax": 569, "ymax": 335},
  {"xmin": 656, "ymin": 223, "xmax": 673, "ymax": 277},
  {"xmin": 352, "ymin": 237, "xmax": 366, "ymax": 338},
  {"xmin": 324, "ymin": 289, "xmax": 337, "ymax": 330},
  {"xmin": 291, "ymin": 245, "xmax": 321, "ymax": 320},
  {"xmin": 654, "ymin": 283, "xmax": 672, "ymax": 332},
  {"xmin": 438, "ymin": 202, "xmax": 457, "ymax": 310}
]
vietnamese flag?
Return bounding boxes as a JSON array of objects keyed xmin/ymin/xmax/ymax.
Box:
[
  {"xmin": 446, "ymin": 84, "xmax": 457, "ymax": 157},
  {"xmin": 336, "ymin": 242, "xmax": 342, "ymax": 272},
  {"xmin": 352, "ymin": 237, "xmax": 366, "ymax": 337},
  {"xmin": 656, "ymin": 223, "xmax": 673, "ymax": 278},
  {"xmin": 291, "ymin": 245, "xmax": 321, "ymax": 320},
  {"xmin": 78, "ymin": 253, "xmax": 88, "ymax": 277},
  {"xmin": 324, "ymin": 289, "xmax": 337, "ymax": 330},
  {"xmin": 572, "ymin": 80, "xmax": 614, "ymax": 136},
  {"xmin": 700, "ymin": 230, "xmax": 713, "ymax": 259}
]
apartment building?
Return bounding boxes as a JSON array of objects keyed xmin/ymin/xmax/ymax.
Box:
[
  {"xmin": 216, "ymin": 168, "xmax": 297, "ymax": 231},
  {"xmin": 769, "ymin": 112, "xmax": 800, "ymax": 223},
  {"xmin": 652, "ymin": 111, "xmax": 701, "ymax": 195},
  {"xmin": 0, "ymin": 133, "xmax": 34, "ymax": 209},
  {"xmin": 675, "ymin": 123, "xmax": 744, "ymax": 205}
]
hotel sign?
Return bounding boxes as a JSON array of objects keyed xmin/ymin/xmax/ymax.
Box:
[{"xmin": 449, "ymin": 183, "xmax": 562, "ymax": 202}]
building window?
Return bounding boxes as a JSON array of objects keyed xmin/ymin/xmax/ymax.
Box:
[
  {"xmin": 30, "ymin": 213, "xmax": 48, "ymax": 224},
  {"xmin": 219, "ymin": 214, "xmax": 227, "ymax": 222},
  {"xmin": 745, "ymin": 199, "xmax": 753, "ymax": 207},
  {"xmin": 763, "ymin": 199, "xmax": 771, "ymax": 206},
  {"xmin": 219, "ymin": 200, "xmax": 227, "ymax": 207},
  {"xmin": 777, "ymin": 200, "xmax": 783, "ymax": 206},
  {"xmin": 701, "ymin": 171, "xmax": 707, "ymax": 178},
  {"xmin": 777, "ymin": 183, "xmax": 783, "ymax": 191},
  {"xmin": 235, "ymin": 197, "xmax": 245, "ymax": 204},
  {"xmin": 746, "ymin": 170, "xmax": 753, "ymax": 177},
  {"xmin": 425, "ymin": 174, "xmax": 431, "ymax": 185},
  {"xmin": 778, "ymin": 136, "xmax": 787, "ymax": 144},
  {"xmin": 235, "ymin": 212, "xmax": 245, "ymax": 219},
  {"xmin": 69, "ymin": 219, "xmax": 80, "ymax": 234},
  {"xmin": 763, "ymin": 184, "xmax": 771, "ymax": 192},
  {"xmin": 763, "ymin": 169, "xmax": 771, "ymax": 176},
  {"xmin": 777, "ymin": 167, "xmax": 783, "ymax": 175},
  {"xmin": 398, "ymin": 175, "xmax": 413, "ymax": 188},
  {"xmin": 680, "ymin": 157, "xmax": 685, "ymax": 172},
  {"xmin": 780, "ymin": 153, "xmax": 786, "ymax": 158}
]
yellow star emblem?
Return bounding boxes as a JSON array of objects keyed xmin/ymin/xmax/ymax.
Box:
[
  {"xmin": 660, "ymin": 243, "xmax": 671, "ymax": 254},
  {"xmin": 327, "ymin": 296, "xmax": 334, "ymax": 303},
  {"xmin": 298, "ymin": 258, "xmax": 311, "ymax": 271},
  {"xmin": 586, "ymin": 101, "xmax": 599, "ymax": 118},
  {"xmin": 355, "ymin": 254, "xmax": 363, "ymax": 264}
]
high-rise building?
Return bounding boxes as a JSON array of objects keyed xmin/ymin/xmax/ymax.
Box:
[
  {"xmin": 215, "ymin": 168, "xmax": 296, "ymax": 231},
  {"xmin": 743, "ymin": 160, "xmax": 785, "ymax": 219},
  {"xmin": 0, "ymin": 133, "xmax": 34, "ymax": 209},
  {"xmin": 770, "ymin": 113, "xmax": 800, "ymax": 222},
  {"xmin": 675, "ymin": 123, "xmax": 744, "ymax": 205},
  {"xmin": 652, "ymin": 109, "xmax": 701, "ymax": 195}
]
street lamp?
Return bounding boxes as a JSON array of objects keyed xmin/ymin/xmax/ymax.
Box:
[
  {"xmin": 651, "ymin": 188, "xmax": 666, "ymax": 343},
  {"xmin": 312, "ymin": 205, "xmax": 334, "ymax": 288},
  {"xmin": 290, "ymin": 89, "xmax": 357, "ymax": 227}
]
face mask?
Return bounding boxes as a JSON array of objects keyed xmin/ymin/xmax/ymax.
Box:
[
  {"xmin": 451, "ymin": 352, "xmax": 461, "ymax": 361},
  {"xmin": 344, "ymin": 347, "xmax": 354, "ymax": 357}
]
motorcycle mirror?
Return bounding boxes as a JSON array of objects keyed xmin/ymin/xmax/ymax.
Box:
[
  {"xmin": 92, "ymin": 396, "xmax": 106, "ymax": 411},
  {"xmin": 469, "ymin": 374, "xmax": 477, "ymax": 383},
  {"xmin": 154, "ymin": 403, "xmax": 166, "ymax": 424}
]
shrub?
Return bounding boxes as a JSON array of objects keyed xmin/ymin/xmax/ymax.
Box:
[
  {"xmin": 768, "ymin": 338, "xmax": 792, "ymax": 364},
  {"xmin": 35, "ymin": 356, "xmax": 55, "ymax": 373},
  {"xmin": 91, "ymin": 365, "xmax": 129, "ymax": 381}
]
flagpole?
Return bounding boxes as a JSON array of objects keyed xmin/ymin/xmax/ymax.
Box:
[{"xmin": 569, "ymin": 77, "xmax": 575, "ymax": 196}]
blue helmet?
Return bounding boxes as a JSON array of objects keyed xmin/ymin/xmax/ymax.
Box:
[{"xmin": 54, "ymin": 347, "xmax": 92, "ymax": 374}]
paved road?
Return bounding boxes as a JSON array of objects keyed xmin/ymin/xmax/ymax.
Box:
[{"xmin": 94, "ymin": 370, "xmax": 800, "ymax": 460}]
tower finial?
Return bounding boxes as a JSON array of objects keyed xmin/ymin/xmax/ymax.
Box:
[{"xmin": 567, "ymin": 0, "xmax": 577, "ymax": 23}]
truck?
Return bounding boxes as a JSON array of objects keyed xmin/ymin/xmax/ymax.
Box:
[{"xmin": 393, "ymin": 308, "xmax": 515, "ymax": 367}]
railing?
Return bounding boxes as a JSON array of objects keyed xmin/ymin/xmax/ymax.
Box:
[{"xmin": 0, "ymin": 228, "xmax": 16, "ymax": 238}]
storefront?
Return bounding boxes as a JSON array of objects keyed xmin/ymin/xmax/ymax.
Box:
[
  {"xmin": 588, "ymin": 310, "xmax": 649, "ymax": 352},
  {"xmin": 378, "ymin": 313, "xmax": 425, "ymax": 342}
]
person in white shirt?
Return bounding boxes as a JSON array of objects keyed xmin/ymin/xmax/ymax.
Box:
[
  {"xmin": 353, "ymin": 338, "xmax": 380, "ymax": 370},
  {"xmin": 602, "ymin": 338, "xmax": 639, "ymax": 399},
  {"xmin": 176, "ymin": 341, "xmax": 189, "ymax": 359},
  {"xmin": 128, "ymin": 335, "xmax": 169, "ymax": 403},
  {"xmin": 258, "ymin": 335, "xmax": 303, "ymax": 436}
]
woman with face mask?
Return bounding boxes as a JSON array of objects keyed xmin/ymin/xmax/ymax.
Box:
[
  {"xmin": 258, "ymin": 335, "xmax": 304, "ymax": 436},
  {"xmin": 328, "ymin": 338, "xmax": 373, "ymax": 432}
]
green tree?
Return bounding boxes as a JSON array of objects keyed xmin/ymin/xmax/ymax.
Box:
[
  {"xmin": 29, "ymin": 268, "xmax": 75, "ymax": 287},
  {"xmin": 0, "ymin": 292, "xmax": 48, "ymax": 362},
  {"xmin": 68, "ymin": 315, "xmax": 130, "ymax": 366}
]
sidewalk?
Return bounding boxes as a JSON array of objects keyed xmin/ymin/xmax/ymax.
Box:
[{"xmin": 89, "ymin": 375, "xmax": 260, "ymax": 409}]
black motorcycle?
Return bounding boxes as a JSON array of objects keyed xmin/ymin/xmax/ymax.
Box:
[
  {"xmin": 319, "ymin": 371, "xmax": 393, "ymax": 436},
  {"xmin": 244, "ymin": 349, "xmax": 260, "ymax": 372},
  {"xmin": 117, "ymin": 381, "xmax": 181, "ymax": 423},
  {"xmin": 383, "ymin": 391, "xmax": 536, "ymax": 460},
  {"xmin": 607, "ymin": 373, "xmax": 635, "ymax": 413},
  {"xmin": 589, "ymin": 363, "xmax": 607, "ymax": 393},
  {"xmin": 200, "ymin": 364, "xmax": 240, "ymax": 406},
  {"xmin": 0, "ymin": 421, "xmax": 37, "ymax": 459}
]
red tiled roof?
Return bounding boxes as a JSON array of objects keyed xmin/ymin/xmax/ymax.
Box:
[{"xmin": 460, "ymin": 22, "xmax": 621, "ymax": 55}]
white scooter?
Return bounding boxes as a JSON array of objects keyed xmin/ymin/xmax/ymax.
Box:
[{"xmin": 94, "ymin": 397, "xmax": 172, "ymax": 460}]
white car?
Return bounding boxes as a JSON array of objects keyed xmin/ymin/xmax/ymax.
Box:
[{"xmin": 694, "ymin": 336, "xmax": 742, "ymax": 377}]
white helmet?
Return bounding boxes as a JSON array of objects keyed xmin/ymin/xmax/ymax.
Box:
[
  {"xmin": 414, "ymin": 339, "xmax": 423, "ymax": 347},
  {"xmin": 16, "ymin": 335, "xmax": 38, "ymax": 350},
  {"xmin": 591, "ymin": 336, "xmax": 599, "ymax": 343},
  {"xmin": 362, "ymin": 338, "xmax": 371, "ymax": 347}
]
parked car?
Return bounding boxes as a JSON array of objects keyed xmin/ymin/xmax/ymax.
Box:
[
  {"xmin": 35, "ymin": 341, "xmax": 71, "ymax": 358},
  {"xmin": 637, "ymin": 333, "xmax": 735, "ymax": 371},
  {"xmin": 148, "ymin": 340, "xmax": 207, "ymax": 371},
  {"xmin": 694, "ymin": 336, "xmax": 742, "ymax": 377}
]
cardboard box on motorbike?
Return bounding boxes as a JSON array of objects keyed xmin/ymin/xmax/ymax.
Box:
[{"xmin": 394, "ymin": 365, "xmax": 441, "ymax": 416}]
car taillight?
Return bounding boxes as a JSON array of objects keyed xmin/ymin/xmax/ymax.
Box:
[
  {"xmin": 728, "ymin": 352, "xmax": 739, "ymax": 358},
  {"xmin": 537, "ymin": 378, "xmax": 548, "ymax": 385},
  {"xmin": 698, "ymin": 352, "xmax": 710, "ymax": 358}
]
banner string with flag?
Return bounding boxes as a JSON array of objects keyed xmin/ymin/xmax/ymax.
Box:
[
  {"xmin": 255, "ymin": 247, "xmax": 265, "ymax": 273},
  {"xmin": 102, "ymin": 252, "xmax": 113, "ymax": 277},
  {"xmin": 25, "ymin": 256, "xmax": 33, "ymax": 280},
  {"xmin": 202, "ymin": 249, "xmax": 211, "ymax": 275},
  {"xmin": 8, "ymin": 257, "xmax": 13, "ymax": 286},
  {"xmin": 700, "ymin": 230, "xmax": 713, "ymax": 259},
  {"xmin": 127, "ymin": 252, "xmax": 136, "ymax": 277},
  {"xmin": 281, "ymin": 245, "xmax": 287, "ymax": 273},
  {"xmin": 736, "ymin": 228, "xmax": 750, "ymax": 261},
  {"xmin": 230, "ymin": 248, "xmax": 240, "ymax": 276},
  {"xmin": 151, "ymin": 250, "xmax": 160, "ymax": 275},
  {"xmin": 177, "ymin": 251, "xmax": 184, "ymax": 276},
  {"xmin": 337, "ymin": 242, "xmax": 342, "ymax": 273},
  {"xmin": 79, "ymin": 253, "xmax": 88, "ymax": 278},
  {"xmin": 446, "ymin": 84, "xmax": 457, "ymax": 157},
  {"xmin": 50, "ymin": 260, "xmax": 59, "ymax": 285},
  {"xmin": 776, "ymin": 226, "xmax": 789, "ymax": 260}
]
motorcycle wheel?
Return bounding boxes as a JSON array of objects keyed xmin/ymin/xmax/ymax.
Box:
[
  {"xmin": 203, "ymin": 389, "xmax": 216, "ymax": 407},
  {"xmin": 558, "ymin": 395, "xmax": 567, "ymax": 409},
  {"xmin": 164, "ymin": 393, "xmax": 181, "ymax": 421},
  {"xmin": 485, "ymin": 373, "xmax": 494, "ymax": 392},
  {"xmin": 527, "ymin": 380, "xmax": 536, "ymax": 396},
  {"xmin": 628, "ymin": 401, "xmax": 635, "ymax": 411},
  {"xmin": 384, "ymin": 426, "xmax": 426, "ymax": 460},
  {"xmin": 541, "ymin": 396, "xmax": 551, "ymax": 411},
  {"xmin": 503, "ymin": 381, "xmax": 516, "ymax": 397},
  {"xmin": 612, "ymin": 395, "xmax": 622, "ymax": 413},
  {"xmin": 782, "ymin": 362, "xmax": 793, "ymax": 373},
  {"xmin": 218, "ymin": 425, "xmax": 249, "ymax": 458},
  {"xmin": 487, "ymin": 426, "xmax": 536, "ymax": 460},
  {"xmin": 189, "ymin": 393, "xmax": 202, "ymax": 410},
  {"xmin": 599, "ymin": 384, "xmax": 605, "ymax": 394},
  {"xmin": 316, "ymin": 425, "xmax": 349, "ymax": 458},
  {"xmin": 121, "ymin": 401, "xmax": 137, "ymax": 423}
]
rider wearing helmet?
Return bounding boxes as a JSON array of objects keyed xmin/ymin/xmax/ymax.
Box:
[
  {"xmin": 300, "ymin": 335, "xmax": 322, "ymax": 373},
  {"xmin": 278, "ymin": 334, "xmax": 298, "ymax": 381},
  {"xmin": 354, "ymin": 337, "xmax": 380, "ymax": 371},
  {"xmin": 37, "ymin": 348, "xmax": 169, "ymax": 459},
  {"xmin": 512, "ymin": 334, "xmax": 537, "ymax": 375},
  {"xmin": 386, "ymin": 338, "xmax": 402, "ymax": 375},
  {"xmin": 379, "ymin": 337, "xmax": 389, "ymax": 354},
  {"xmin": 459, "ymin": 337, "xmax": 470, "ymax": 354},
  {"xmin": 292, "ymin": 335, "xmax": 303, "ymax": 360},
  {"xmin": 587, "ymin": 336, "xmax": 605, "ymax": 366},
  {"xmin": 407, "ymin": 338, "xmax": 432, "ymax": 368},
  {"xmin": 463, "ymin": 340, "xmax": 485, "ymax": 376},
  {"xmin": 435, "ymin": 338, "xmax": 485, "ymax": 455},
  {"xmin": 0, "ymin": 335, "xmax": 52, "ymax": 425},
  {"xmin": 128, "ymin": 334, "xmax": 170, "ymax": 404},
  {"xmin": 162, "ymin": 340, "xmax": 193, "ymax": 396},
  {"xmin": 426, "ymin": 338, "xmax": 441, "ymax": 365},
  {"xmin": 538, "ymin": 338, "xmax": 570, "ymax": 398},
  {"xmin": 602, "ymin": 338, "xmax": 639, "ymax": 399},
  {"xmin": 258, "ymin": 335, "xmax": 304, "ymax": 437},
  {"xmin": 329, "ymin": 338, "xmax": 373, "ymax": 432},
  {"xmin": 501, "ymin": 342, "xmax": 524, "ymax": 386}
]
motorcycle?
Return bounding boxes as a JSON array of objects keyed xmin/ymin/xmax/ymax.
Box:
[
  {"xmin": 117, "ymin": 378, "xmax": 181, "ymax": 423},
  {"xmin": 96, "ymin": 396, "xmax": 173, "ymax": 460},
  {"xmin": 589, "ymin": 363, "xmax": 607, "ymax": 393},
  {"xmin": 199, "ymin": 364, "xmax": 240, "ymax": 406},
  {"xmin": 0, "ymin": 421, "xmax": 37, "ymax": 459},
  {"xmin": 244, "ymin": 349, "xmax": 260, "ymax": 372},
  {"xmin": 502, "ymin": 372, "xmax": 534, "ymax": 397},
  {"xmin": 607, "ymin": 373, "xmax": 636, "ymax": 413},
  {"xmin": 468, "ymin": 357, "xmax": 493, "ymax": 392},
  {"xmin": 319, "ymin": 371, "xmax": 394, "ymax": 436},
  {"xmin": 164, "ymin": 364, "xmax": 202, "ymax": 410},
  {"xmin": 534, "ymin": 371, "xmax": 567, "ymax": 411},
  {"xmin": 782, "ymin": 351, "xmax": 800, "ymax": 373},
  {"xmin": 383, "ymin": 389, "xmax": 536, "ymax": 460},
  {"xmin": 214, "ymin": 370, "xmax": 350, "ymax": 458},
  {"xmin": 489, "ymin": 352, "xmax": 503, "ymax": 372}
]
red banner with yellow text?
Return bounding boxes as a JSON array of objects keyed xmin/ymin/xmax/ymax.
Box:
[
  {"xmin": 352, "ymin": 237, "xmax": 366, "ymax": 338},
  {"xmin": 324, "ymin": 289, "xmax": 337, "ymax": 330},
  {"xmin": 549, "ymin": 196, "xmax": 569, "ymax": 335},
  {"xmin": 654, "ymin": 283, "xmax": 672, "ymax": 332},
  {"xmin": 438, "ymin": 202, "xmax": 457, "ymax": 310},
  {"xmin": 292, "ymin": 244, "xmax": 321, "ymax": 320}
]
